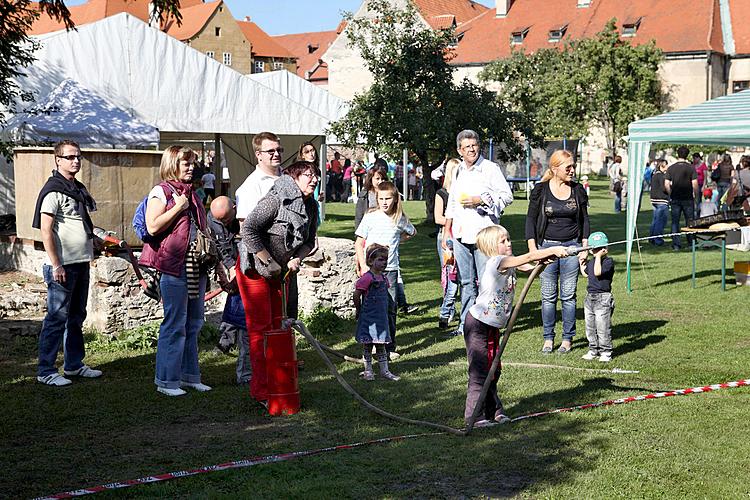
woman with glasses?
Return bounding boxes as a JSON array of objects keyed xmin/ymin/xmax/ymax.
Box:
[
  {"xmin": 525, "ymin": 150, "xmax": 590, "ymax": 355},
  {"xmin": 297, "ymin": 141, "xmax": 322, "ymax": 224},
  {"xmin": 239, "ymin": 160, "xmax": 320, "ymax": 407}
]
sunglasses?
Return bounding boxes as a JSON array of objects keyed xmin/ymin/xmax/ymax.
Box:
[
  {"xmin": 259, "ymin": 148, "xmax": 284, "ymax": 155},
  {"xmin": 57, "ymin": 155, "xmax": 81, "ymax": 161}
]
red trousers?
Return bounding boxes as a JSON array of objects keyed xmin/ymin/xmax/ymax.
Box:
[{"xmin": 236, "ymin": 262, "xmax": 283, "ymax": 402}]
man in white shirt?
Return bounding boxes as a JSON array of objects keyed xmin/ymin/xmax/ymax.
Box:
[
  {"xmin": 235, "ymin": 132, "xmax": 283, "ymax": 221},
  {"xmin": 442, "ymin": 129, "xmax": 513, "ymax": 335}
]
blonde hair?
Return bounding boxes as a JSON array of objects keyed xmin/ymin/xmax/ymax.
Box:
[
  {"xmin": 443, "ymin": 158, "xmax": 460, "ymax": 192},
  {"xmin": 541, "ymin": 149, "xmax": 574, "ymax": 183},
  {"xmin": 160, "ymin": 146, "xmax": 197, "ymax": 181},
  {"xmin": 365, "ymin": 243, "xmax": 389, "ymax": 266},
  {"xmin": 475, "ymin": 225, "xmax": 510, "ymax": 257},
  {"xmin": 376, "ymin": 181, "xmax": 408, "ymax": 226}
]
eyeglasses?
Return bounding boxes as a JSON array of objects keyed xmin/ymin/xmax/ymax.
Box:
[
  {"xmin": 259, "ymin": 148, "xmax": 284, "ymax": 155},
  {"xmin": 56, "ymin": 155, "xmax": 81, "ymax": 161},
  {"xmin": 300, "ymin": 171, "xmax": 319, "ymax": 180},
  {"xmin": 560, "ymin": 164, "xmax": 576, "ymax": 171},
  {"xmin": 302, "ymin": 148, "xmax": 316, "ymax": 155}
]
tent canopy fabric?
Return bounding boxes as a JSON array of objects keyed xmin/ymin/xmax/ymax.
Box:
[
  {"xmin": 13, "ymin": 13, "xmax": 333, "ymax": 136},
  {"xmin": 625, "ymin": 89, "xmax": 750, "ymax": 290},
  {"xmin": 4, "ymin": 79, "xmax": 159, "ymax": 147}
]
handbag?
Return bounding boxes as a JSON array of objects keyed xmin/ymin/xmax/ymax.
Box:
[
  {"xmin": 710, "ymin": 168, "xmax": 721, "ymax": 182},
  {"xmin": 194, "ymin": 224, "xmax": 219, "ymax": 268}
]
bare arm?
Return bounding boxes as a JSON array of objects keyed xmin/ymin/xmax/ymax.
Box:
[
  {"xmin": 664, "ymin": 179, "xmax": 672, "ymax": 194},
  {"xmin": 441, "ymin": 218, "xmax": 452, "ymax": 250},
  {"xmin": 434, "ymin": 196, "xmax": 446, "ymax": 226},
  {"xmin": 355, "ymin": 237, "xmax": 367, "ymax": 276},
  {"xmin": 353, "ymin": 289, "xmax": 363, "ymax": 319},
  {"xmin": 499, "ymin": 245, "xmax": 568, "ymax": 271},
  {"xmin": 593, "ymin": 249, "xmax": 607, "ymax": 277},
  {"xmin": 145, "ymin": 193, "xmax": 189, "ymax": 235},
  {"xmin": 691, "ymin": 179, "xmax": 699, "ymax": 200},
  {"xmin": 40, "ymin": 213, "xmax": 65, "ymax": 283},
  {"xmin": 527, "ymin": 238, "xmax": 538, "ymax": 252}
]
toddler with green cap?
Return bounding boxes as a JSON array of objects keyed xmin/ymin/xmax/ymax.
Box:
[{"xmin": 579, "ymin": 231, "xmax": 615, "ymax": 362}]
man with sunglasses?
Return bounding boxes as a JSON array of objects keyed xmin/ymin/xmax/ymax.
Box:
[
  {"xmin": 235, "ymin": 131, "xmax": 283, "ymax": 222},
  {"xmin": 32, "ymin": 140, "xmax": 103, "ymax": 386}
]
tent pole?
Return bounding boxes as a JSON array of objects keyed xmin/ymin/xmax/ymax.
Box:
[
  {"xmin": 320, "ymin": 141, "xmax": 327, "ymax": 222},
  {"xmin": 214, "ymin": 133, "xmax": 223, "ymax": 196},
  {"xmin": 403, "ymin": 148, "xmax": 408, "ymax": 200}
]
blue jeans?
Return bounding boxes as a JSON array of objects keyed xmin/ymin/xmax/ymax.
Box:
[
  {"xmin": 614, "ymin": 192, "xmax": 622, "ymax": 212},
  {"xmin": 717, "ymin": 181, "xmax": 731, "ymax": 209},
  {"xmin": 539, "ymin": 239, "xmax": 579, "ymax": 342},
  {"xmin": 453, "ymin": 238, "xmax": 489, "ymax": 334},
  {"xmin": 649, "ymin": 203, "xmax": 669, "ymax": 245},
  {"xmin": 436, "ymin": 230, "xmax": 458, "ymax": 321},
  {"xmin": 670, "ymin": 200, "xmax": 694, "ymax": 249},
  {"xmin": 583, "ymin": 292, "xmax": 614, "ymax": 355},
  {"xmin": 155, "ymin": 268, "xmax": 206, "ymax": 389},
  {"xmin": 37, "ymin": 263, "xmax": 89, "ymax": 377}
]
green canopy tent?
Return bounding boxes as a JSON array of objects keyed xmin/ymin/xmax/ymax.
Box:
[{"xmin": 625, "ymin": 89, "xmax": 750, "ymax": 291}]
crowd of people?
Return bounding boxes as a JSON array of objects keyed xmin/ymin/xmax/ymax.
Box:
[
  {"xmin": 34, "ymin": 132, "xmax": 620, "ymax": 428},
  {"xmin": 647, "ymin": 146, "xmax": 750, "ymax": 250}
]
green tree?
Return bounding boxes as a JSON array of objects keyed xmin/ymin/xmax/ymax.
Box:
[
  {"xmin": 480, "ymin": 19, "xmax": 665, "ymax": 155},
  {"xmin": 329, "ymin": 0, "xmax": 536, "ymax": 221},
  {"xmin": 0, "ymin": 0, "xmax": 182, "ymax": 156}
]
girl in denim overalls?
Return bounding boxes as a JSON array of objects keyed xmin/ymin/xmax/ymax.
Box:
[{"xmin": 353, "ymin": 244, "xmax": 400, "ymax": 381}]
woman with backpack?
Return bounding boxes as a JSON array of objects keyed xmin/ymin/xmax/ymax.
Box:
[{"xmin": 139, "ymin": 146, "xmax": 213, "ymax": 397}]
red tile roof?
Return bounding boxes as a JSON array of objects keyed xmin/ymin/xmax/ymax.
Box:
[
  {"xmin": 162, "ymin": 1, "xmax": 222, "ymax": 41},
  {"xmin": 237, "ymin": 19, "xmax": 295, "ymax": 58},
  {"xmin": 729, "ymin": 0, "xmax": 750, "ymax": 54},
  {"xmin": 29, "ymin": 0, "xmax": 149, "ymax": 34},
  {"xmin": 411, "ymin": 0, "xmax": 488, "ymax": 28},
  {"xmin": 453, "ymin": 0, "xmax": 733, "ymax": 65},
  {"xmin": 274, "ymin": 29, "xmax": 340, "ymax": 82}
]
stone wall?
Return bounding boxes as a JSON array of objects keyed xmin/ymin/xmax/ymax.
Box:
[
  {"xmin": 0, "ymin": 236, "xmax": 358, "ymax": 335},
  {"xmin": 297, "ymin": 236, "xmax": 357, "ymax": 319}
]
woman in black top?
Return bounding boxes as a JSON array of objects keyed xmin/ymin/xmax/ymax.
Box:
[{"xmin": 525, "ymin": 150, "xmax": 590, "ymax": 354}]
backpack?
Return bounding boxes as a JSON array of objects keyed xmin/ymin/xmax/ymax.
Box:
[{"xmin": 132, "ymin": 183, "xmax": 175, "ymax": 243}]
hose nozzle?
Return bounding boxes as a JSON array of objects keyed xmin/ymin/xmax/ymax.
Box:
[{"xmin": 565, "ymin": 245, "xmax": 586, "ymax": 256}]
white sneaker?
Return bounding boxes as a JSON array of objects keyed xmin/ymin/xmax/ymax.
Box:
[
  {"xmin": 64, "ymin": 365, "xmax": 102, "ymax": 378},
  {"xmin": 581, "ymin": 351, "xmax": 598, "ymax": 361},
  {"xmin": 599, "ymin": 353, "xmax": 612, "ymax": 363},
  {"xmin": 37, "ymin": 373, "xmax": 72, "ymax": 386},
  {"xmin": 472, "ymin": 419, "xmax": 497, "ymax": 428},
  {"xmin": 180, "ymin": 382, "xmax": 212, "ymax": 392},
  {"xmin": 157, "ymin": 386, "xmax": 187, "ymax": 396},
  {"xmin": 380, "ymin": 370, "xmax": 400, "ymax": 381}
]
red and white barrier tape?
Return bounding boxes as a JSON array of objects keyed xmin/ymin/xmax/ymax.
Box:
[{"xmin": 34, "ymin": 378, "xmax": 750, "ymax": 499}]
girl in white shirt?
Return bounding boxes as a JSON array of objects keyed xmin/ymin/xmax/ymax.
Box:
[{"xmin": 463, "ymin": 225, "xmax": 566, "ymax": 427}]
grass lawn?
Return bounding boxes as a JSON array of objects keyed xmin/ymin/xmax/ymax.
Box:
[{"xmin": 2, "ymin": 178, "xmax": 749, "ymax": 498}]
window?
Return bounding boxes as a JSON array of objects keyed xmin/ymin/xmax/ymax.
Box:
[
  {"xmin": 577, "ymin": 0, "xmax": 591, "ymax": 6},
  {"xmin": 222, "ymin": 52, "xmax": 231, "ymax": 66},
  {"xmin": 273, "ymin": 62, "xmax": 284, "ymax": 71},
  {"xmin": 510, "ymin": 27, "xmax": 529, "ymax": 45},
  {"xmin": 205, "ymin": 51, "xmax": 214, "ymax": 59},
  {"xmin": 215, "ymin": 27, "xmax": 221, "ymax": 37},
  {"xmin": 622, "ymin": 17, "xmax": 642, "ymax": 37},
  {"xmin": 254, "ymin": 60, "xmax": 265, "ymax": 73},
  {"xmin": 548, "ymin": 24, "xmax": 568, "ymax": 42},
  {"xmin": 733, "ymin": 81, "xmax": 750, "ymax": 93}
]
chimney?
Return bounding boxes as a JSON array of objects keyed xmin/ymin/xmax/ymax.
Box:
[
  {"xmin": 244, "ymin": 16, "xmax": 251, "ymax": 22},
  {"xmin": 496, "ymin": 0, "xmax": 513, "ymax": 18}
]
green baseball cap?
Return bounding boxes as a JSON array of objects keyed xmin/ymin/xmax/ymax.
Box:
[{"xmin": 589, "ymin": 231, "xmax": 609, "ymax": 249}]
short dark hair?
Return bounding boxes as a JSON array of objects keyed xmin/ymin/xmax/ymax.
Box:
[
  {"xmin": 364, "ymin": 162, "xmax": 389, "ymax": 192},
  {"xmin": 676, "ymin": 146, "xmax": 690, "ymax": 159},
  {"xmin": 284, "ymin": 160, "xmax": 320, "ymax": 179},
  {"xmin": 54, "ymin": 140, "xmax": 80, "ymax": 156},
  {"xmin": 252, "ymin": 132, "xmax": 280, "ymax": 152}
]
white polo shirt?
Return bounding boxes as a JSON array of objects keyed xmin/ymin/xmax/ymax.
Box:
[
  {"xmin": 235, "ymin": 167, "xmax": 279, "ymax": 219},
  {"xmin": 445, "ymin": 156, "xmax": 513, "ymax": 244}
]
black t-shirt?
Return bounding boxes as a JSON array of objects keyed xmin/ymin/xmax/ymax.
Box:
[
  {"xmin": 436, "ymin": 188, "xmax": 448, "ymax": 229},
  {"xmin": 543, "ymin": 190, "xmax": 579, "ymax": 242},
  {"xmin": 585, "ymin": 256, "xmax": 614, "ymax": 293},
  {"xmin": 666, "ymin": 161, "xmax": 697, "ymax": 201}
]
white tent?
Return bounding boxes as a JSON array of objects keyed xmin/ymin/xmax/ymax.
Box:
[
  {"xmin": 4, "ymin": 79, "xmax": 159, "ymax": 147},
  {"xmin": 625, "ymin": 90, "xmax": 750, "ymax": 290},
  {"xmin": 1, "ymin": 13, "xmax": 347, "ymax": 201},
  {"xmin": 14, "ymin": 13, "xmax": 332, "ymax": 136}
]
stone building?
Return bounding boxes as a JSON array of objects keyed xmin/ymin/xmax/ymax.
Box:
[
  {"xmin": 273, "ymin": 22, "xmax": 347, "ymax": 89},
  {"xmin": 237, "ymin": 17, "xmax": 297, "ymax": 75}
]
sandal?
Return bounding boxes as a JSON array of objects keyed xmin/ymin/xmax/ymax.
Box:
[
  {"xmin": 557, "ymin": 344, "xmax": 572, "ymax": 354},
  {"xmin": 541, "ymin": 345, "xmax": 553, "ymax": 354}
]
